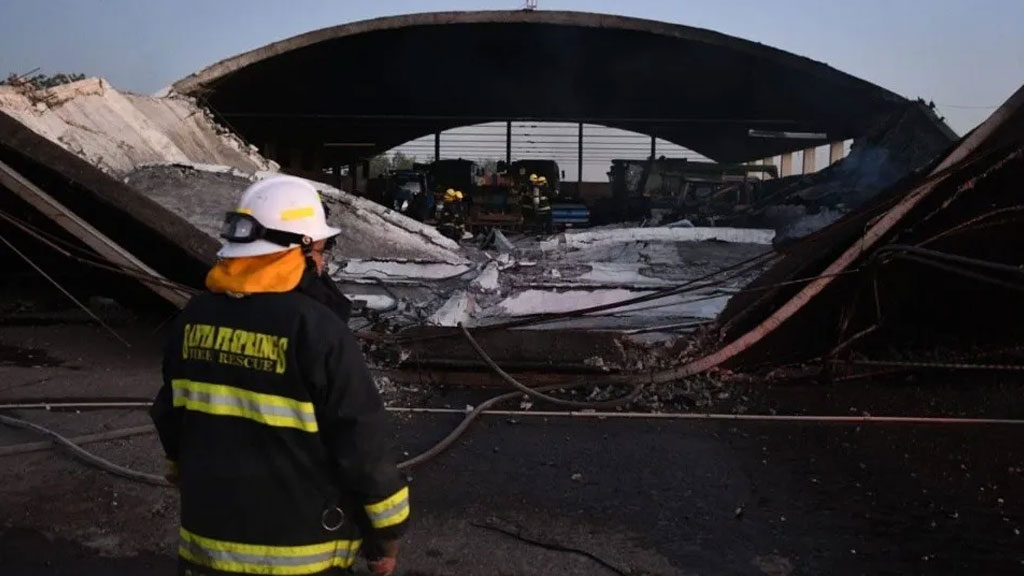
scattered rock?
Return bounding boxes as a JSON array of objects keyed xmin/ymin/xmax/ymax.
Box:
[{"xmin": 751, "ymin": 554, "xmax": 793, "ymax": 576}]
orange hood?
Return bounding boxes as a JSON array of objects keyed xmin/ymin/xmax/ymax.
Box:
[{"xmin": 206, "ymin": 248, "xmax": 307, "ymax": 295}]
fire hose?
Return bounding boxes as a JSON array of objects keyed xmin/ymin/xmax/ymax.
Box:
[{"xmin": 0, "ymin": 324, "xmax": 643, "ymax": 484}]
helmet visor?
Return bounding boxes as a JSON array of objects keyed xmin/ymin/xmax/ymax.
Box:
[
  {"xmin": 220, "ymin": 212, "xmax": 264, "ymax": 243},
  {"xmin": 220, "ymin": 212, "xmax": 309, "ymax": 248}
]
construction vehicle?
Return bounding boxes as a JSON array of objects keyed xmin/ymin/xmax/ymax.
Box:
[
  {"xmin": 466, "ymin": 161, "xmax": 524, "ymax": 233},
  {"xmin": 417, "ymin": 159, "xmax": 481, "ymax": 207},
  {"xmin": 366, "ymin": 169, "xmax": 434, "ymax": 222},
  {"xmin": 605, "ymin": 158, "xmax": 778, "ymax": 225}
]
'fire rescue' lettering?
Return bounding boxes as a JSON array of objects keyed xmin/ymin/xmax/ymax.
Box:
[{"xmin": 182, "ymin": 324, "xmax": 289, "ymax": 374}]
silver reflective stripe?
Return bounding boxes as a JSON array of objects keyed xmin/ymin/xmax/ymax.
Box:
[
  {"xmin": 171, "ymin": 379, "xmax": 318, "ymax": 432},
  {"xmin": 367, "ymin": 500, "xmax": 410, "ymax": 525}
]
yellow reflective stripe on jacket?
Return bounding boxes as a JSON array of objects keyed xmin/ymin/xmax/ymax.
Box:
[
  {"xmin": 179, "ymin": 527, "xmax": 360, "ymax": 574},
  {"xmin": 364, "ymin": 486, "xmax": 410, "ymax": 529},
  {"xmin": 171, "ymin": 379, "xmax": 318, "ymax": 433}
]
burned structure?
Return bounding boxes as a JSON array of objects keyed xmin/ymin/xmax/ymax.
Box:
[
  {"xmin": 172, "ymin": 10, "xmax": 912, "ymax": 177},
  {"xmin": 0, "ymin": 10, "xmax": 1016, "ymax": 382}
]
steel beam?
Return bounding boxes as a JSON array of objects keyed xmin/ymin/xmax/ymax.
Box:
[{"xmin": 0, "ymin": 159, "xmax": 190, "ymax": 308}]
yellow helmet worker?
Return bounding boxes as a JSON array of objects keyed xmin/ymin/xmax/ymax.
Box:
[
  {"xmin": 455, "ymin": 190, "xmax": 464, "ymax": 201},
  {"xmin": 443, "ymin": 188, "xmax": 458, "ymax": 203},
  {"xmin": 529, "ymin": 174, "xmax": 539, "ymax": 183},
  {"xmin": 537, "ymin": 176, "xmax": 548, "ymax": 185}
]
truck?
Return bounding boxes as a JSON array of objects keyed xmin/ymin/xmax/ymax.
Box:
[{"xmin": 366, "ymin": 169, "xmax": 434, "ymax": 222}]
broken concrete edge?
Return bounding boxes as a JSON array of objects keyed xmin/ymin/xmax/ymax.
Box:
[
  {"xmin": 288, "ymin": 174, "xmax": 464, "ymax": 259},
  {"xmin": 169, "ymin": 163, "xmax": 467, "ymax": 264},
  {"xmin": 0, "ymin": 78, "xmax": 276, "ymax": 176},
  {"xmin": 148, "ymin": 163, "xmax": 462, "ymax": 259},
  {"xmin": 562, "ymin": 227, "xmax": 776, "ymax": 247},
  {"xmin": 0, "ymin": 108, "xmax": 219, "ymax": 272}
]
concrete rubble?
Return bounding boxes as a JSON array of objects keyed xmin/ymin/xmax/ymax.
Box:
[
  {"xmin": 710, "ymin": 102, "xmax": 958, "ymax": 243},
  {"xmin": 0, "ymin": 76, "xmax": 782, "ymax": 347},
  {"xmin": 0, "ymin": 78, "xmax": 273, "ymax": 175},
  {"xmin": 5, "ymin": 74, "xmax": 1006, "ymax": 384}
]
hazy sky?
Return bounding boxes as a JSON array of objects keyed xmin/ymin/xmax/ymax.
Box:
[
  {"xmin": 1, "ymin": 0, "xmax": 1021, "ymax": 179},
  {"xmin": 2, "ymin": 0, "xmax": 1021, "ymax": 134}
]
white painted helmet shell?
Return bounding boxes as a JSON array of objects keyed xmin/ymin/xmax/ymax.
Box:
[{"xmin": 218, "ymin": 176, "xmax": 341, "ymax": 258}]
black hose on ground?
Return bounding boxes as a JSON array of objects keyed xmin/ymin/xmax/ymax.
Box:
[
  {"xmin": 0, "ymin": 327, "xmax": 644, "ymax": 483},
  {"xmin": 457, "ymin": 323, "xmax": 643, "ymax": 410},
  {"xmin": 0, "ymin": 414, "xmax": 170, "ymax": 486}
]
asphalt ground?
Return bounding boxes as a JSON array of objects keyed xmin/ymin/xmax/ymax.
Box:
[{"xmin": 1, "ymin": 323, "xmax": 1023, "ymax": 575}]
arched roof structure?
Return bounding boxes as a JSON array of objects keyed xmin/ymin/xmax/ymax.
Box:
[{"xmin": 173, "ymin": 10, "xmax": 909, "ymax": 165}]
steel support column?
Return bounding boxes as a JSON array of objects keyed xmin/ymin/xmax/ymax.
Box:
[
  {"xmin": 434, "ymin": 132, "xmax": 441, "ymax": 161},
  {"xmin": 830, "ymin": 141, "xmax": 845, "ymax": 165},
  {"xmin": 505, "ymin": 121, "xmax": 512, "ymax": 165},
  {"xmin": 802, "ymin": 147, "xmax": 816, "ymax": 174},
  {"xmin": 780, "ymin": 152, "xmax": 794, "ymax": 177},
  {"xmin": 577, "ymin": 123, "xmax": 584, "ymax": 184}
]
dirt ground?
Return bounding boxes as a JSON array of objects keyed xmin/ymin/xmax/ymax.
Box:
[{"xmin": 2, "ymin": 323, "xmax": 1023, "ymax": 575}]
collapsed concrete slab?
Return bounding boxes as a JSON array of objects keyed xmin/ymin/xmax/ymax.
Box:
[
  {"xmin": 660, "ymin": 82, "xmax": 1024, "ymax": 381},
  {"xmin": 560, "ymin": 226, "xmax": 775, "ymax": 248},
  {"xmin": 0, "ymin": 78, "xmax": 273, "ymax": 175},
  {"xmin": 125, "ymin": 164, "xmax": 466, "ymax": 264},
  {"xmin": 0, "ymin": 76, "xmax": 468, "ymax": 321},
  {"xmin": 0, "ymin": 108, "xmax": 219, "ymax": 266},
  {"xmin": 713, "ymin": 102, "xmax": 958, "ymax": 243}
]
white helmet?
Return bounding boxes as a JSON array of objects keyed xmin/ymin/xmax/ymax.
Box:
[{"xmin": 217, "ymin": 176, "xmax": 341, "ymax": 258}]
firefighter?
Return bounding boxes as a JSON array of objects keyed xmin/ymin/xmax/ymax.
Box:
[
  {"xmin": 528, "ymin": 176, "xmax": 553, "ymax": 233},
  {"xmin": 437, "ymin": 188, "xmax": 466, "ymax": 241},
  {"xmin": 151, "ymin": 176, "xmax": 408, "ymax": 576}
]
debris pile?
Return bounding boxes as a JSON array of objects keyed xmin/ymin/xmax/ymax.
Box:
[
  {"xmin": 125, "ymin": 164, "xmax": 466, "ymax": 264},
  {"xmin": 719, "ymin": 102, "xmax": 958, "ymax": 243},
  {"xmin": 699, "ymin": 83, "xmax": 1024, "ymax": 380},
  {"xmin": 0, "ymin": 78, "xmax": 273, "ymax": 175}
]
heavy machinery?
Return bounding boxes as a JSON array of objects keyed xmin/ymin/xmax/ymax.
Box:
[
  {"xmin": 366, "ymin": 169, "xmax": 434, "ymax": 222},
  {"xmin": 467, "ymin": 161, "xmax": 524, "ymax": 233},
  {"xmin": 604, "ymin": 158, "xmax": 778, "ymax": 225}
]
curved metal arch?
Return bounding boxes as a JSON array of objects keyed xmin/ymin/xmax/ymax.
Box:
[
  {"xmin": 174, "ymin": 10, "xmax": 900, "ymax": 100},
  {"xmin": 173, "ymin": 10, "xmax": 910, "ymax": 164}
]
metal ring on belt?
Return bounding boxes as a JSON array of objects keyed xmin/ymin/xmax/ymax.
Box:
[{"xmin": 321, "ymin": 506, "xmax": 345, "ymax": 532}]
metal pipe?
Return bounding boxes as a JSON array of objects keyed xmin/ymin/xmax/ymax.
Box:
[
  {"xmin": 5, "ymin": 402, "xmax": 1024, "ymax": 428},
  {"xmin": 385, "ymin": 407, "xmax": 1024, "ymax": 426}
]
